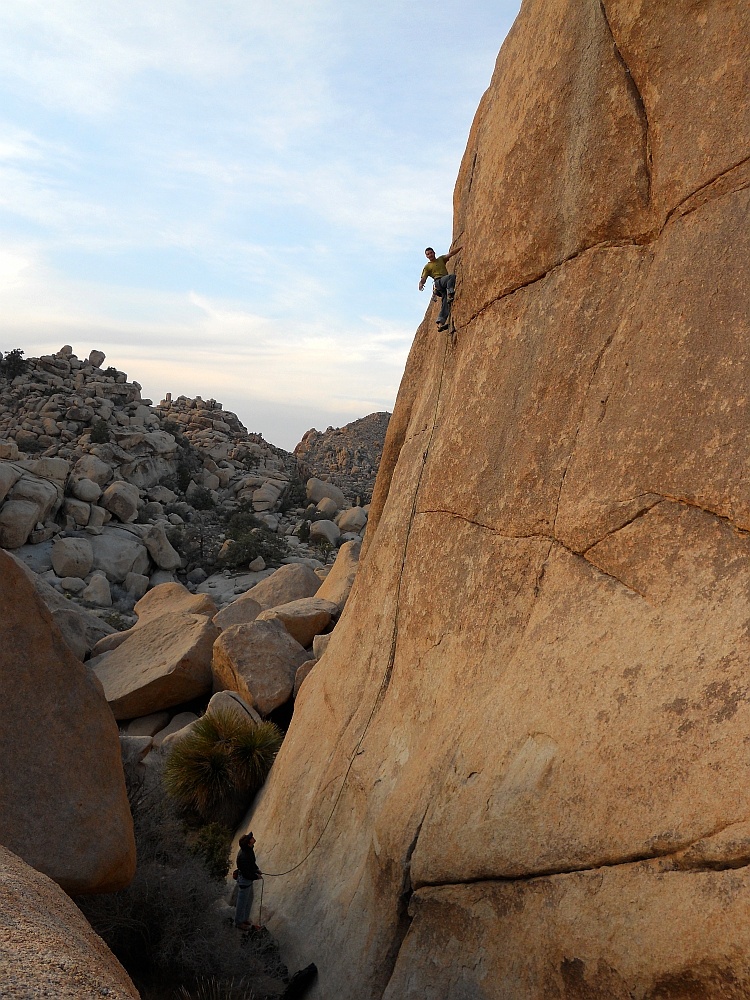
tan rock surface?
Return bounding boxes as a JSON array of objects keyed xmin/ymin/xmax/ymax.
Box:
[
  {"xmin": 257, "ymin": 597, "xmax": 338, "ymax": 648},
  {"xmin": 0, "ymin": 550, "xmax": 135, "ymax": 893},
  {"xmin": 243, "ymin": 2, "xmax": 750, "ymax": 998},
  {"xmin": 239, "ymin": 562, "xmax": 320, "ymax": 610},
  {"xmin": 92, "ymin": 611, "xmax": 219, "ymax": 720},
  {"xmin": 212, "ymin": 619, "xmax": 308, "ymax": 715},
  {"xmin": 134, "ymin": 580, "xmax": 218, "ymax": 622},
  {"xmin": 0, "ymin": 845, "xmax": 140, "ymax": 999},
  {"xmin": 384, "ymin": 864, "xmax": 750, "ymax": 999},
  {"xmin": 213, "ymin": 593, "xmax": 262, "ymax": 630},
  {"xmin": 315, "ymin": 538, "xmax": 360, "ymax": 611}
]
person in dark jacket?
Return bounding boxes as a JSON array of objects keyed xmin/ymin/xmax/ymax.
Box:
[{"xmin": 233, "ymin": 832, "xmax": 261, "ymax": 930}]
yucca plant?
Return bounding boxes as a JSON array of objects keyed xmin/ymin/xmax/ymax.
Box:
[
  {"xmin": 164, "ymin": 708, "xmax": 283, "ymax": 825},
  {"xmin": 175, "ymin": 975, "xmax": 257, "ymax": 1000}
]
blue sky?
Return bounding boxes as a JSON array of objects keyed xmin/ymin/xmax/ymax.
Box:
[{"xmin": 0, "ymin": 1, "xmax": 519, "ymax": 450}]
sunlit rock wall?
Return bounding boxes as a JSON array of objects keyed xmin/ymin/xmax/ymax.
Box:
[{"xmin": 248, "ymin": 1, "xmax": 750, "ymax": 996}]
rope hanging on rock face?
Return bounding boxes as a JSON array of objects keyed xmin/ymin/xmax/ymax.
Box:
[{"xmin": 259, "ymin": 320, "xmax": 455, "ymax": 880}]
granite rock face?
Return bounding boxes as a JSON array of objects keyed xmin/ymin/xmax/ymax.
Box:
[
  {"xmin": 0, "ymin": 845, "xmax": 140, "ymax": 999},
  {"xmin": 0, "ymin": 551, "xmax": 135, "ymax": 893},
  {"xmin": 245, "ymin": 2, "xmax": 750, "ymax": 998}
]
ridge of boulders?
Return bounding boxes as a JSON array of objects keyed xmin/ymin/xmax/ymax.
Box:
[{"xmin": 0, "ymin": 346, "xmax": 374, "ymax": 649}]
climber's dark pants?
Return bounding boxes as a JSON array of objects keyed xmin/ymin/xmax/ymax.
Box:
[{"xmin": 433, "ymin": 274, "xmax": 455, "ymax": 326}]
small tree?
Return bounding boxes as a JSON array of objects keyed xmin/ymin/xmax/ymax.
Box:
[
  {"xmin": 90, "ymin": 418, "xmax": 111, "ymax": 443},
  {"xmin": 0, "ymin": 348, "xmax": 29, "ymax": 379}
]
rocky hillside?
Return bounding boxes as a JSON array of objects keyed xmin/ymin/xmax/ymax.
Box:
[
  {"xmin": 294, "ymin": 411, "xmax": 390, "ymax": 504},
  {"xmin": 0, "ymin": 345, "xmax": 371, "ymax": 636},
  {"xmin": 245, "ymin": 2, "xmax": 750, "ymax": 998}
]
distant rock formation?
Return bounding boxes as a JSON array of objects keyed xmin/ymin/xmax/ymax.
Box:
[
  {"xmin": 245, "ymin": 1, "xmax": 750, "ymax": 997},
  {"xmin": 0, "ymin": 349, "xmax": 369, "ymax": 628},
  {"xmin": 294, "ymin": 412, "xmax": 390, "ymax": 504}
]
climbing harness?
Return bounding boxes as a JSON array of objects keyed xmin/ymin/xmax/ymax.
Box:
[{"xmin": 258, "ymin": 294, "xmax": 456, "ymax": 883}]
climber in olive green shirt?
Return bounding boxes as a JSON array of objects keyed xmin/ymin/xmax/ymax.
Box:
[{"xmin": 419, "ymin": 246, "xmax": 462, "ymax": 331}]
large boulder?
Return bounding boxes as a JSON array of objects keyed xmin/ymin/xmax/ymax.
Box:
[
  {"xmin": 242, "ymin": 2, "xmax": 750, "ymax": 997},
  {"xmin": 100, "ymin": 481, "xmax": 140, "ymax": 523},
  {"xmin": 89, "ymin": 527, "xmax": 150, "ymax": 582},
  {"xmin": 315, "ymin": 538, "xmax": 361, "ymax": 611},
  {"xmin": 306, "ymin": 477, "xmax": 347, "ymax": 509},
  {"xmin": 213, "ymin": 594, "xmax": 262, "ymax": 630},
  {"xmin": 238, "ymin": 562, "xmax": 321, "ymax": 611},
  {"xmin": 72, "ymin": 454, "xmax": 112, "ymax": 487},
  {"xmin": 336, "ymin": 506, "xmax": 367, "ymax": 534},
  {"xmin": 141, "ymin": 522, "xmax": 182, "ymax": 570},
  {"xmin": 257, "ymin": 597, "xmax": 338, "ymax": 649},
  {"xmin": 0, "ymin": 845, "xmax": 139, "ymax": 999},
  {"xmin": 134, "ymin": 581, "xmax": 218, "ymax": 621},
  {"xmin": 0, "ymin": 461, "xmax": 22, "ymax": 502},
  {"xmin": 0, "ymin": 471, "xmax": 61, "ymax": 548},
  {"xmin": 91, "ymin": 612, "xmax": 220, "ymax": 720},
  {"xmin": 0, "ymin": 551, "xmax": 135, "ymax": 892},
  {"xmin": 51, "ymin": 536, "xmax": 94, "ymax": 579},
  {"xmin": 308, "ymin": 518, "xmax": 340, "ymax": 547},
  {"xmin": 212, "ymin": 619, "xmax": 308, "ymax": 715},
  {"xmin": 0, "ymin": 498, "xmax": 44, "ymax": 548}
]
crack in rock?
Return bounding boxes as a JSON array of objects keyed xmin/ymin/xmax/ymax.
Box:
[{"xmin": 599, "ymin": 0, "xmax": 652, "ymax": 207}]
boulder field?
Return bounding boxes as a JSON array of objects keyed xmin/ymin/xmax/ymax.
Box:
[{"xmin": 244, "ymin": 1, "xmax": 750, "ymax": 998}]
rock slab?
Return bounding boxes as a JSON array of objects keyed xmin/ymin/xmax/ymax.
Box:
[
  {"xmin": 0, "ymin": 550, "xmax": 135, "ymax": 893},
  {"xmin": 0, "ymin": 845, "xmax": 140, "ymax": 999},
  {"xmin": 242, "ymin": 2, "xmax": 750, "ymax": 998}
]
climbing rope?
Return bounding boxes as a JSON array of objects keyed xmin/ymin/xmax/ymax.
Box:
[{"xmin": 260, "ymin": 318, "xmax": 455, "ymax": 880}]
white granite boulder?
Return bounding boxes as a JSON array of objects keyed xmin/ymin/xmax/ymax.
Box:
[
  {"xmin": 306, "ymin": 477, "xmax": 347, "ymax": 509},
  {"xmin": 101, "ymin": 481, "xmax": 140, "ymax": 523},
  {"xmin": 51, "ymin": 537, "xmax": 94, "ymax": 579},
  {"xmin": 309, "ymin": 518, "xmax": 340, "ymax": 547}
]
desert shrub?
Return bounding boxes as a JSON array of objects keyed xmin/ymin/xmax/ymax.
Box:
[
  {"xmin": 0, "ymin": 348, "xmax": 29, "ymax": 379},
  {"xmin": 278, "ymin": 478, "xmax": 307, "ymax": 514},
  {"xmin": 21, "ymin": 438, "xmax": 46, "ymax": 454},
  {"xmin": 90, "ymin": 418, "xmax": 111, "ymax": 443},
  {"xmin": 297, "ymin": 520, "xmax": 311, "ymax": 544},
  {"xmin": 175, "ymin": 976, "xmax": 260, "ymax": 1000},
  {"xmin": 314, "ymin": 538, "xmax": 333, "ymax": 559},
  {"xmin": 221, "ymin": 504, "xmax": 287, "ymax": 568},
  {"xmin": 176, "ymin": 460, "xmax": 193, "ymax": 493},
  {"xmin": 77, "ymin": 767, "xmax": 286, "ymax": 995},
  {"xmin": 162, "ymin": 419, "xmax": 182, "ymax": 437},
  {"xmin": 164, "ymin": 709, "xmax": 284, "ymax": 826},
  {"xmin": 104, "ymin": 366, "xmax": 119, "ymax": 377},
  {"xmin": 191, "ymin": 822, "xmax": 233, "ymax": 882},
  {"xmin": 191, "ymin": 486, "xmax": 216, "ymax": 511}
]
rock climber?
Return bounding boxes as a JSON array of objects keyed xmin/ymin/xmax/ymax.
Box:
[
  {"xmin": 419, "ymin": 245, "xmax": 462, "ymax": 331},
  {"xmin": 233, "ymin": 831, "xmax": 262, "ymax": 931}
]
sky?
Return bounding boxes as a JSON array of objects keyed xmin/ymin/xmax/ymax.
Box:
[{"xmin": 0, "ymin": 1, "xmax": 520, "ymax": 451}]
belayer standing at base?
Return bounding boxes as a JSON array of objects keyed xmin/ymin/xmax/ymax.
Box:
[
  {"xmin": 419, "ymin": 245, "xmax": 462, "ymax": 331},
  {"xmin": 233, "ymin": 831, "xmax": 262, "ymax": 931}
]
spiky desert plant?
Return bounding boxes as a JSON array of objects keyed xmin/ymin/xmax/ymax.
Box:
[
  {"xmin": 175, "ymin": 974, "xmax": 258, "ymax": 1000},
  {"xmin": 164, "ymin": 709, "xmax": 283, "ymax": 824}
]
